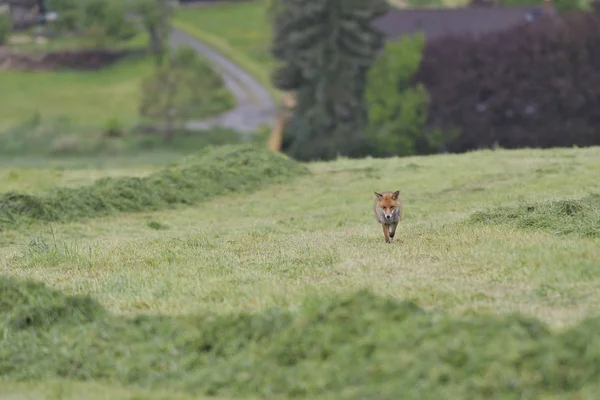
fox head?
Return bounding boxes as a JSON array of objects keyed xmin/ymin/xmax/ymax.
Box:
[{"xmin": 374, "ymin": 190, "xmax": 401, "ymax": 221}]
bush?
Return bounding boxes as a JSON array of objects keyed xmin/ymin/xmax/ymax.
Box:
[
  {"xmin": 365, "ymin": 33, "xmax": 444, "ymax": 157},
  {"xmin": 0, "ymin": 9, "xmax": 11, "ymax": 45},
  {"xmin": 46, "ymin": 0, "xmax": 137, "ymax": 44},
  {"xmin": 415, "ymin": 12, "xmax": 600, "ymax": 153},
  {"xmin": 81, "ymin": 0, "xmax": 137, "ymax": 47}
]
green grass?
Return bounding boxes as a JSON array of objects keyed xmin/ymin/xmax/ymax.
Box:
[
  {"xmin": 0, "ymin": 144, "xmax": 309, "ymax": 230},
  {"xmin": 0, "ymin": 49, "xmax": 234, "ymax": 131},
  {"xmin": 1, "ymin": 145, "xmax": 600, "ymax": 398},
  {"xmin": 0, "ymin": 55, "xmax": 152, "ymax": 129},
  {"xmin": 173, "ymin": 0, "xmax": 279, "ymax": 100},
  {"xmin": 3, "ymin": 276, "xmax": 600, "ymax": 399}
]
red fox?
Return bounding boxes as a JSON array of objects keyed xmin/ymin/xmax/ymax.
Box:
[{"xmin": 373, "ymin": 190, "xmax": 403, "ymax": 243}]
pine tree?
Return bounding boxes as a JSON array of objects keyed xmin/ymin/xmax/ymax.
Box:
[{"xmin": 269, "ymin": 0, "xmax": 390, "ymax": 161}]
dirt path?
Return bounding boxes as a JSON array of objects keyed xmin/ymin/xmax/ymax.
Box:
[{"xmin": 169, "ymin": 28, "xmax": 277, "ymax": 135}]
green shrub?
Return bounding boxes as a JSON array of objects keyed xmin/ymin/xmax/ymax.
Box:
[
  {"xmin": 0, "ymin": 10, "xmax": 11, "ymax": 45},
  {"xmin": 103, "ymin": 117, "xmax": 125, "ymax": 138},
  {"xmin": 3, "ymin": 277, "xmax": 600, "ymax": 398},
  {"xmin": 0, "ymin": 144, "xmax": 310, "ymax": 229},
  {"xmin": 365, "ymin": 33, "xmax": 444, "ymax": 157},
  {"xmin": 81, "ymin": 0, "xmax": 137, "ymax": 47}
]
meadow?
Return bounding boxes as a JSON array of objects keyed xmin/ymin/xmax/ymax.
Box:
[
  {"xmin": 1, "ymin": 144, "xmax": 599, "ymax": 399},
  {"xmin": 0, "ymin": 33, "xmax": 234, "ymax": 132}
]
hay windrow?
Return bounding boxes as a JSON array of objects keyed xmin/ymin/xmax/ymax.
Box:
[
  {"xmin": 0, "ymin": 144, "xmax": 310, "ymax": 230},
  {"xmin": 468, "ymin": 193, "xmax": 600, "ymax": 238},
  {"xmin": 2, "ymin": 276, "xmax": 600, "ymax": 398}
]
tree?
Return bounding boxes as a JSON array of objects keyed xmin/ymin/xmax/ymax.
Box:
[
  {"xmin": 269, "ymin": 0, "xmax": 390, "ymax": 161},
  {"xmin": 139, "ymin": 46, "xmax": 214, "ymax": 141},
  {"xmin": 45, "ymin": 0, "xmax": 136, "ymax": 46},
  {"xmin": 0, "ymin": 8, "xmax": 11, "ymax": 45},
  {"xmin": 81, "ymin": 0, "xmax": 137, "ymax": 48},
  {"xmin": 365, "ymin": 33, "xmax": 444, "ymax": 157},
  {"xmin": 134, "ymin": 0, "xmax": 173, "ymax": 66}
]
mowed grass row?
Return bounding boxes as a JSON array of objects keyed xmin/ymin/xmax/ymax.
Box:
[{"xmin": 1, "ymin": 146, "xmax": 600, "ymax": 398}]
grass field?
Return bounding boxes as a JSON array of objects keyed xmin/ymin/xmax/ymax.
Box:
[
  {"xmin": 0, "ymin": 44, "xmax": 234, "ymax": 131},
  {"xmin": 1, "ymin": 145, "xmax": 599, "ymax": 398}
]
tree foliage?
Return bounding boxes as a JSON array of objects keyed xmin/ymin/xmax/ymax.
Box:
[
  {"xmin": 365, "ymin": 33, "xmax": 445, "ymax": 157},
  {"xmin": 269, "ymin": 0, "xmax": 390, "ymax": 161},
  {"xmin": 139, "ymin": 46, "xmax": 218, "ymax": 141},
  {"xmin": 45, "ymin": 0, "xmax": 136, "ymax": 47},
  {"xmin": 133, "ymin": 0, "xmax": 174, "ymax": 66},
  {"xmin": 0, "ymin": 9, "xmax": 11, "ymax": 45},
  {"xmin": 415, "ymin": 11, "xmax": 600, "ymax": 153}
]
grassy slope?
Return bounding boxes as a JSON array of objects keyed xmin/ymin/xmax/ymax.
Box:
[
  {"xmin": 1, "ymin": 146, "xmax": 599, "ymax": 326},
  {"xmin": 0, "ymin": 42, "xmax": 234, "ymax": 131},
  {"xmin": 173, "ymin": 0, "xmax": 279, "ymax": 99},
  {"xmin": 1, "ymin": 146, "xmax": 600, "ymax": 398}
]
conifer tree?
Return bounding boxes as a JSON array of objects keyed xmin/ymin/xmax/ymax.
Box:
[{"xmin": 269, "ymin": 0, "xmax": 390, "ymax": 161}]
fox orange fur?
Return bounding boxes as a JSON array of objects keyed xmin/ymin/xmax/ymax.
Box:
[{"xmin": 373, "ymin": 190, "xmax": 403, "ymax": 243}]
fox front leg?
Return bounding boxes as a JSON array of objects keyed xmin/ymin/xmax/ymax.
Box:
[
  {"xmin": 382, "ymin": 224, "xmax": 391, "ymax": 244},
  {"xmin": 389, "ymin": 222, "xmax": 398, "ymax": 242}
]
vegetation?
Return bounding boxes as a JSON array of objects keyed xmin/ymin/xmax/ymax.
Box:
[
  {"xmin": 0, "ymin": 56, "xmax": 152, "ymax": 130},
  {"xmin": 270, "ymin": 0, "xmax": 390, "ymax": 161},
  {"xmin": 4, "ymin": 276, "xmax": 600, "ymax": 399},
  {"xmin": 0, "ymin": 144, "xmax": 309, "ymax": 230},
  {"xmin": 470, "ymin": 194, "xmax": 600, "ymax": 238},
  {"xmin": 42, "ymin": 0, "xmax": 137, "ymax": 47},
  {"xmin": 415, "ymin": 11, "xmax": 600, "ymax": 153},
  {"xmin": 0, "ymin": 51, "xmax": 233, "ymax": 133},
  {"xmin": 365, "ymin": 33, "xmax": 443, "ymax": 157},
  {"xmin": 172, "ymin": 0, "xmax": 277, "ymax": 97},
  {"xmin": 1, "ymin": 145, "xmax": 600, "ymax": 398},
  {"xmin": 140, "ymin": 46, "xmax": 234, "ymax": 141},
  {"xmin": 134, "ymin": 0, "xmax": 174, "ymax": 65},
  {"xmin": 0, "ymin": 8, "xmax": 10, "ymax": 45}
]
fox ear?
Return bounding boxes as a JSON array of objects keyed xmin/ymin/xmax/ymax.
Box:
[
  {"xmin": 392, "ymin": 190, "xmax": 400, "ymax": 200},
  {"xmin": 374, "ymin": 191, "xmax": 383, "ymax": 199}
]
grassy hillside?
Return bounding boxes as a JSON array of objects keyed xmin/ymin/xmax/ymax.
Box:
[{"xmin": 1, "ymin": 145, "xmax": 599, "ymax": 398}]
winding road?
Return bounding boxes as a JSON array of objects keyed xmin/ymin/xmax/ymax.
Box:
[{"xmin": 169, "ymin": 28, "xmax": 277, "ymax": 135}]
